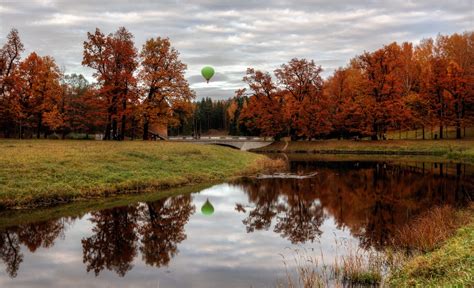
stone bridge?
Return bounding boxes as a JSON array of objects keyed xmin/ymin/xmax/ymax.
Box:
[{"xmin": 168, "ymin": 136, "xmax": 273, "ymax": 151}]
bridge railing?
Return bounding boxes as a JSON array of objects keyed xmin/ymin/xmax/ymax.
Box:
[{"xmin": 168, "ymin": 136, "xmax": 273, "ymax": 141}]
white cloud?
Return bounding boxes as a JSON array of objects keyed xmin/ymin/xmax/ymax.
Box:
[{"xmin": 0, "ymin": 0, "xmax": 472, "ymax": 100}]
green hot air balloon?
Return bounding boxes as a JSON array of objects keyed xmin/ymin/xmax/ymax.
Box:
[
  {"xmin": 201, "ymin": 198, "xmax": 214, "ymax": 216},
  {"xmin": 201, "ymin": 66, "xmax": 215, "ymax": 83}
]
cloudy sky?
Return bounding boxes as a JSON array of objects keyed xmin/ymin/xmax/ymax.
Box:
[{"xmin": 0, "ymin": 0, "xmax": 472, "ymax": 100}]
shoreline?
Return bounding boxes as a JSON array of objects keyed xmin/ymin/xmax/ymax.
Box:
[
  {"xmin": 253, "ymin": 139, "xmax": 474, "ymax": 163},
  {"xmin": 388, "ymin": 206, "xmax": 474, "ymax": 286},
  {"xmin": 0, "ymin": 140, "xmax": 280, "ymax": 210}
]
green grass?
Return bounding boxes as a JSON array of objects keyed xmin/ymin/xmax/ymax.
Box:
[
  {"xmin": 0, "ymin": 140, "xmax": 269, "ymax": 209},
  {"xmin": 256, "ymin": 139, "xmax": 474, "ymax": 163},
  {"xmin": 389, "ymin": 212, "xmax": 474, "ymax": 287}
]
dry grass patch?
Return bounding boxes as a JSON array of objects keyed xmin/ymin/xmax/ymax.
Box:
[{"xmin": 392, "ymin": 205, "xmax": 470, "ymax": 252}]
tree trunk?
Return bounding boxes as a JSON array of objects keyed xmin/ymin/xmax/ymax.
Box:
[
  {"xmin": 422, "ymin": 126, "xmax": 425, "ymax": 140},
  {"xmin": 454, "ymin": 97, "xmax": 462, "ymax": 139},
  {"xmin": 143, "ymin": 119, "xmax": 149, "ymax": 140},
  {"xmin": 36, "ymin": 114, "xmax": 42, "ymax": 139},
  {"xmin": 439, "ymin": 125, "xmax": 443, "ymax": 139},
  {"xmin": 120, "ymin": 97, "xmax": 127, "ymax": 140},
  {"xmin": 19, "ymin": 120, "xmax": 23, "ymax": 139},
  {"xmin": 104, "ymin": 112, "xmax": 112, "ymax": 140},
  {"xmin": 130, "ymin": 118, "xmax": 135, "ymax": 140},
  {"xmin": 456, "ymin": 127, "xmax": 461, "ymax": 139},
  {"xmin": 120, "ymin": 114, "xmax": 126, "ymax": 141},
  {"xmin": 112, "ymin": 118, "xmax": 118, "ymax": 140}
]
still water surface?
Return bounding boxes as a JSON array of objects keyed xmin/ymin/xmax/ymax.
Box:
[{"xmin": 0, "ymin": 158, "xmax": 472, "ymax": 287}]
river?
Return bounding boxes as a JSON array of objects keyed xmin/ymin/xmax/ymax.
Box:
[{"xmin": 0, "ymin": 156, "xmax": 472, "ymax": 287}]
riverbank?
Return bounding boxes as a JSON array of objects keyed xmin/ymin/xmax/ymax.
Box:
[
  {"xmin": 0, "ymin": 140, "xmax": 277, "ymax": 209},
  {"xmin": 254, "ymin": 139, "xmax": 474, "ymax": 163},
  {"xmin": 279, "ymin": 205, "xmax": 474, "ymax": 287},
  {"xmin": 389, "ymin": 206, "xmax": 474, "ymax": 286}
]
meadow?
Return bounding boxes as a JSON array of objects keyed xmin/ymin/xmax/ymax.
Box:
[{"xmin": 0, "ymin": 140, "xmax": 273, "ymax": 209}]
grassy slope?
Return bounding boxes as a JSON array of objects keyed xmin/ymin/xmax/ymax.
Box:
[
  {"xmin": 389, "ymin": 214, "xmax": 474, "ymax": 287},
  {"xmin": 0, "ymin": 140, "xmax": 267, "ymax": 209},
  {"xmin": 256, "ymin": 139, "xmax": 474, "ymax": 163}
]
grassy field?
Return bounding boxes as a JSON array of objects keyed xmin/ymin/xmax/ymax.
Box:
[
  {"xmin": 389, "ymin": 207, "xmax": 474, "ymax": 287},
  {"xmin": 0, "ymin": 140, "xmax": 273, "ymax": 209},
  {"xmin": 255, "ymin": 139, "xmax": 474, "ymax": 163}
]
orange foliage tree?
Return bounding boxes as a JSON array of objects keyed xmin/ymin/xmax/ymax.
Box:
[
  {"xmin": 275, "ymin": 58, "xmax": 331, "ymax": 139},
  {"xmin": 16, "ymin": 53, "xmax": 62, "ymax": 138},
  {"xmin": 238, "ymin": 68, "xmax": 287, "ymax": 138},
  {"xmin": 138, "ymin": 37, "xmax": 194, "ymax": 140},
  {"xmin": 83, "ymin": 27, "xmax": 138, "ymax": 140},
  {"xmin": 0, "ymin": 29, "xmax": 24, "ymax": 137},
  {"xmin": 0, "ymin": 27, "xmax": 472, "ymax": 140}
]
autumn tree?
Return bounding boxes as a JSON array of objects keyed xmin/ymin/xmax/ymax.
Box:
[
  {"xmin": 0, "ymin": 28, "xmax": 24, "ymax": 137},
  {"xmin": 324, "ymin": 65, "xmax": 372, "ymax": 138},
  {"xmin": 238, "ymin": 68, "xmax": 287, "ymax": 138},
  {"xmin": 354, "ymin": 43, "xmax": 406, "ymax": 139},
  {"xmin": 437, "ymin": 33, "xmax": 474, "ymax": 138},
  {"xmin": 45, "ymin": 74, "xmax": 103, "ymax": 138},
  {"xmin": 274, "ymin": 58, "xmax": 331, "ymax": 139},
  {"xmin": 138, "ymin": 37, "xmax": 193, "ymax": 140},
  {"xmin": 82, "ymin": 27, "xmax": 138, "ymax": 140},
  {"xmin": 16, "ymin": 53, "xmax": 62, "ymax": 138}
]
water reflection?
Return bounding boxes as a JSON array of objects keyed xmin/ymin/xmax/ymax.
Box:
[
  {"xmin": 237, "ymin": 178, "xmax": 326, "ymax": 244},
  {"xmin": 82, "ymin": 205, "xmax": 139, "ymax": 276},
  {"xmin": 0, "ymin": 218, "xmax": 70, "ymax": 277},
  {"xmin": 82, "ymin": 195, "xmax": 195, "ymax": 276},
  {"xmin": 0, "ymin": 160, "xmax": 471, "ymax": 286},
  {"xmin": 236, "ymin": 161, "xmax": 472, "ymax": 249},
  {"xmin": 139, "ymin": 195, "xmax": 195, "ymax": 267}
]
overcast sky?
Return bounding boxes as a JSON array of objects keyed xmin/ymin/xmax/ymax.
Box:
[{"xmin": 1, "ymin": 0, "xmax": 472, "ymax": 100}]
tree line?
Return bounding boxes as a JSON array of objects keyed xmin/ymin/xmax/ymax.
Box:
[
  {"xmin": 0, "ymin": 27, "xmax": 194, "ymax": 140},
  {"xmin": 1, "ymin": 28, "xmax": 472, "ymax": 140},
  {"xmin": 232, "ymin": 32, "xmax": 473, "ymax": 140},
  {"xmin": 168, "ymin": 97, "xmax": 231, "ymax": 137}
]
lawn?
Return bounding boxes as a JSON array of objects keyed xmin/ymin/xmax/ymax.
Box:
[
  {"xmin": 0, "ymin": 140, "xmax": 270, "ymax": 209},
  {"xmin": 255, "ymin": 139, "xmax": 474, "ymax": 163}
]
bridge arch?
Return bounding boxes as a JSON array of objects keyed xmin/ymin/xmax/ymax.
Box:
[
  {"xmin": 167, "ymin": 137, "xmax": 273, "ymax": 151},
  {"xmin": 210, "ymin": 143, "xmax": 241, "ymax": 150}
]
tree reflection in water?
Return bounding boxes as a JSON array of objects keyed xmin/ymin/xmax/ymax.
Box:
[
  {"xmin": 82, "ymin": 194, "xmax": 195, "ymax": 276},
  {"xmin": 138, "ymin": 195, "xmax": 195, "ymax": 267},
  {"xmin": 82, "ymin": 205, "xmax": 140, "ymax": 276},
  {"xmin": 237, "ymin": 177, "xmax": 326, "ymax": 244},
  {"xmin": 0, "ymin": 161, "xmax": 471, "ymax": 278},
  {"xmin": 0, "ymin": 194, "xmax": 195, "ymax": 278},
  {"xmin": 0, "ymin": 218, "xmax": 71, "ymax": 277},
  {"xmin": 235, "ymin": 161, "xmax": 473, "ymax": 249}
]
